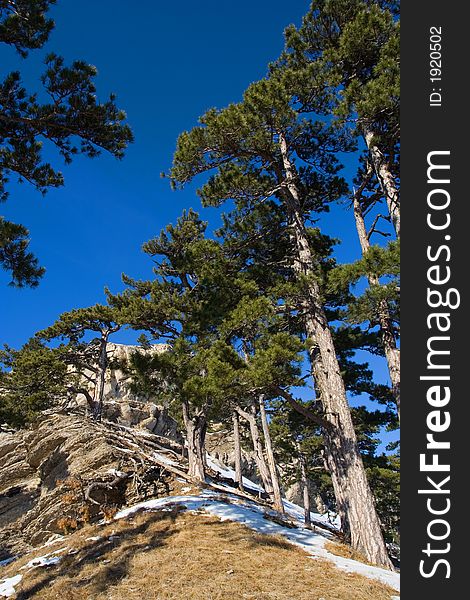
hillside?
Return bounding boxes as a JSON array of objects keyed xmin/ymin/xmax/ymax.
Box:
[
  {"xmin": 0, "ymin": 411, "xmax": 399, "ymax": 599},
  {"xmin": 1, "ymin": 509, "xmax": 397, "ymax": 600}
]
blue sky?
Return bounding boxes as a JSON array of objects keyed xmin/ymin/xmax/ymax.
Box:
[
  {"xmin": 1, "ymin": 1, "xmax": 397, "ymax": 447},
  {"xmin": 1, "ymin": 0, "xmax": 315, "ymax": 343}
]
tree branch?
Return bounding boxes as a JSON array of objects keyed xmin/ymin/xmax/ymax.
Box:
[{"xmin": 273, "ymin": 386, "xmax": 333, "ymax": 430}]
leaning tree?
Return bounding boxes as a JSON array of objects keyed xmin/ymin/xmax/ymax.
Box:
[{"xmin": 36, "ymin": 304, "xmax": 124, "ymax": 420}]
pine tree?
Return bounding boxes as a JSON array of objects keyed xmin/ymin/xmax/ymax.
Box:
[
  {"xmin": 109, "ymin": 210, "xmax": 305, "ymax": 506},
  {"xmin": 351, "ymin": 158, "xmax": 400, "ymax": 417},
  {"xmin": 269, "ymin": 356, "xmax": 399, "ymax": 539},
  {"xmin": 269, "ymin": 401, "xmax": 330, "ymax": 525},
  {"xmin": 231, "ymin": 410, "xmax": 244, "ymax": 492},
  {"xmin": 275, "ymin": 0, "xmax": 400, "ymax": 235},
  {"xmin": 222, "ymin": 297, "xmax": 307, "ymax": 513},
  {"xmin": 0, "ymin": 1, "xmax": 133, "ymax": 285},
  {"xmin": 170, "ymin": 76, "xmax": 393, "ymax": 567},
  {"xmin": 328, "ymin": 204, "xmax": 400, "ymax": 418},
  {"xmin": 366, "ymin": 452, "xmax": 400, "ymax": 549},
  {"xmin": 0, "ymin": 339, "xmax": 67, "ymax": 426},
  {"xmin": 107, "ymin": 210, "xmax": 246, "ymax": 481},
  {"xmin": 272, "ymin": 0, "xmax": 401, "ymax": 419},
  {"xmin": 36, "ymin": 304, "xmax": 123, "ymax": 420},
  {"xmin": 0, "ymin": 217, "xmax": 45, "ymax": 286},
  {"xmin": 0, "ymin": 337, "xmax": 93, "ymax": 426},
  {"xmin": 0, "ymin": 1, "xmax": 55, "ymax": 55}
]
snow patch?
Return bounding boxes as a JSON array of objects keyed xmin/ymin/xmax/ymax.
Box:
[
  {"xmin": 21, "ymin": 549, "xmax": 66, "ymax": 570},
  {"xmin": 22, "ymin": 555, "xmax": 61, "ymax": 569},
  {"xmin": 0, "ymin": 574, "xmax": 22, "ymax": 598},
  {"xmin": 206, "ymin": 454, "xmax": 340, "ymax": 530},
  {"xmin": 283, "ymin": 498, "xmax": 341, "ymax": 530},
  {"xmin": 108, "ymin": 468, "xmax": 127, "ymax": 478},
  {"xmin": 206, "ymin": 455, "xmax": 264, "ymax": 493},
  {"xmin": 41, "ymin": 534, "xmax": 65, "ymax": 548}
]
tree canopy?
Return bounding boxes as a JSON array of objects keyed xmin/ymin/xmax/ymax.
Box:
[{"xmin": 0, "ymin": 0, "xmax": 132, "ymax": 286}]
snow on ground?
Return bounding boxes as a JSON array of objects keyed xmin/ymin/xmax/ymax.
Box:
[
  {"xmin": 0, "ymin": 547, "xmax": 72, "ymax": 596},
  {"xmin": 0, "ymin": 574, "xmax": 22, "ymax": 598},
  {"xmin": 21, "ymin": 553, "xmax": 63, "ymax": 570},
  {"xmin": 206, "ymin": 454, "xmax": 340, "ymax": 530},
  {"xmin": 0, "ymin": 451, "xmax": 398, "ymax": 596},
  {"xmin": 283, "ymin": 497, "xmax": 341, "ymax": 530},
  {"xmin": 0, "ymin": 461, "xmax": 399, "ymax": 597},
  {"xmin": 19, "ymin": 546, "xmax": 70, "ymax": 571},
  {"xmin": 205, "ymin": 455, "xmax": 264, "ymax": 493},
  {"xmin": 41, "ymin": 534, "xmax": 65, "ymax": 548},
  {"xmin": 114, "ymin": 490, "xmax": 400, "ymax": 592},
  {"xmin": 108, "ymin": 468, "xmax": 127, "ymax": 478}
]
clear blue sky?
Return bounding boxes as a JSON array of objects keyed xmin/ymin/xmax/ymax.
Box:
[{"xmin": 0, "ymin": 1, "xmax": 397, "ymax": 448}]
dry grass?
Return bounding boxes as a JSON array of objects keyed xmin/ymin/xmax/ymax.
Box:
[
  {"xmin": 324, "ymin": 541, "xmax": 376, "ymax": 566},
  {"xmin": 2, "ymin": 509, "xmax": 397, "ymax": 600}
]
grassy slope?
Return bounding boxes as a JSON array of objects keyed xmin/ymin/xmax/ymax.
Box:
[{"xmin": 2, "ymin": 508, "xmax": 395, "ymax": 600}]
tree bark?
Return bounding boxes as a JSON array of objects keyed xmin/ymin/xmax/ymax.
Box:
[
  {"xmin": 70, "ymin": 386, "xmax": 96, "ymax": 415},
  {"xmin": 278, "ymin": 132, "xmax": 393, "ymax": 569},
  {"xmin": 353, "ymin": 193, "xmax": 400, "ymax": 419},
  {"xmin": 232, "ymin": 411, "xmax": 244, "ymax": 492},
  {"xmin": 299, "ymin": 452, "xmax": 312, "ymax": 529},
  {"xmin": 363, "ymin": 126, "xmax": 400, "ymax": 238},
  {"xmin": 235, "ymin": 405, "xmax": 273, "ymax": 497},
  {"xmin": 258, "ymin": 395, "xmax": 284, "ymax": 513},
  {"xmin": 182, "ymin": 401, "xmax": 207, "ymax": 481},
  {"xmin": 92, "ymin": 332, "xmax": 109, "ymax": 421}
]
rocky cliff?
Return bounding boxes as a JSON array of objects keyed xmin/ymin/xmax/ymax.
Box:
[
  {"xmin": 0, "ymin": 412, "xmax": 185, "ymax": 561},
  {"xmin": 69, "ymin": 343, "xmax": 179, "ymax": 439}
]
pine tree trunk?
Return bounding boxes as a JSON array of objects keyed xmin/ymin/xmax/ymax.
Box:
[
  {"xmin": 278, "ymin": 132, "xmax": 393, "ymax": 569},
  {"xmin": 232, "ymin": 412, "xmax": 244, "ymax": 492},
  {"xmin": 92, "ymin": 332, "xmax": 109, "ymax": 421},
  {"xmin": 363, "ymin": 127, "xmax": 400, "ymax": 238},
  {"xmin": 182, "ymin": 401, "xmax": 206, "ymax": 481},
  {"xmin": 258, "ymin": 395, "xmax": 284, "ymax": 513},
  {"xmin": 353, "ymin": 195, "xmax": 400, "ymax": 420},
  {"xmin": 236, "ymin": 406, "xmax": 273, "ymax": 497},
  {"xmin": 299, "ymin": 453, "xmax": 312, "ymax": 529}
]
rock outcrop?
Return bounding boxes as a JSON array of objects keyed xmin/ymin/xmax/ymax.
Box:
[
  {"xmin": 0, "ymin": 412, "xmax": 184, "ymax": 560},
  {"xmin": 0, "ymin": 342, "xmax": 323, "ymax": 565},
  {"xmin": 70, "ymin": 343, "xmax": 181, "ymax": 436}
]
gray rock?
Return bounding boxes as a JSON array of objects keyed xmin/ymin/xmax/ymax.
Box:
[{"xmin": 0, "ymin": 409, "xmax": 182, "ymax": 558}]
